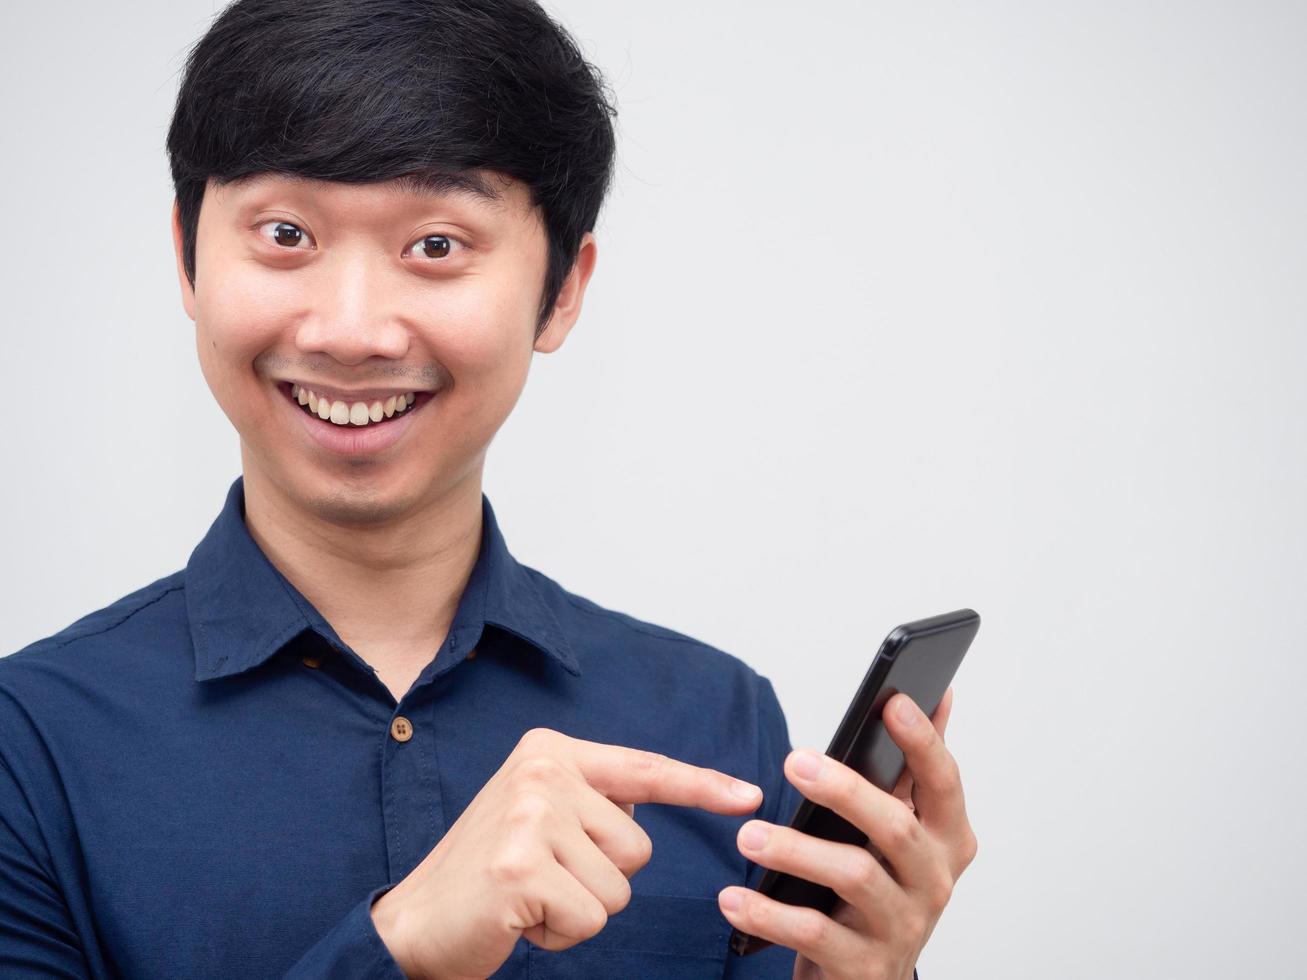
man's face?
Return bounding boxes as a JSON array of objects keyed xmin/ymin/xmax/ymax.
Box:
[{"xmin": 172, "ymin": 172, "xmax": 594, "ymax": 526}]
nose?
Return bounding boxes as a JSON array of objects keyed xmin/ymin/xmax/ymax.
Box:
[{"xmin": 293, "ymin": 253, "xmax": 410, "ymax": 365}]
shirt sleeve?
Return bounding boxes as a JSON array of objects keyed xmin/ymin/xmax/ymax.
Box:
[
  {"xmin": 0, "ymin": 749, "xmax": 91, "ymax": 977},
  {"xmin": 280, "ymin": 882, "xmax": 409, "ymax": 980},
  {"xmin": 722, "ymin": 675, "xmax": 920, "ymax": 980},
  {"xmin": 0, "ymin": 672, "xmax": 97, "ymax": 978}
]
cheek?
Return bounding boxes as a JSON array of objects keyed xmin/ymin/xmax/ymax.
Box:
[
  {"xmin": 198, "ymin": 260, "xmax": 299, "ymax": 349},
  {"xmin": 425, "ymin": 286, "xmax": 536, "ymax": 399},
  {"xmin": 424, "ymin": 227, "xmax": 545, "ymax": 383},
  {"xmin": 438, "ymin": 331, "xmax": 533, "ymax": 455},
  {"xmin": 192, "ymin": 264, "xmax": 294, "ymax": 411}
]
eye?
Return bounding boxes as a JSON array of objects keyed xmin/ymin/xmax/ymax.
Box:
[
  {"xmin": 406, "ymin": 233, "xmax": 463, "ymax": 262},
  {"xmin": 257, "ymin": 220, "xmax": 314, "ymax": 250}
]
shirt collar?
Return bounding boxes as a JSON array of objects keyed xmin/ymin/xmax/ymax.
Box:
[{"xmin": 186, "ymin": 476, "xmax": 580, "ymax": 683}]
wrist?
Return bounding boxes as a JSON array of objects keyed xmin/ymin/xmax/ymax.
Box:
[{"xmin": 370, "ymin": 885, "xmax": 422, "ymax": 979}]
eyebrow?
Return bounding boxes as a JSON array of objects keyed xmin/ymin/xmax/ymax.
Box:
[
  {"xmin": 225, "ymin": 170, "xmax": 505, "ymax": 206},
  {"xmin": 387, "ymin": 171, "xmax": 504, "ymax": 205}
]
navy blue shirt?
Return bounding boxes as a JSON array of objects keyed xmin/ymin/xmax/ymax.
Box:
[{"xmin": 1, "ymin": 477, "xmax": 818, "ymax": 978}]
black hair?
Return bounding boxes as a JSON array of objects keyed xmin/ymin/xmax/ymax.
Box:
[{"xmin": 166, "ymin": 0, "xmax": 618, "ymax": 337}]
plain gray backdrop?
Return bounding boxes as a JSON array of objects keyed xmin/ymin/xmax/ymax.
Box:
[{"xmin": 2, "ymin": 1, "xmax": 1304, "ymax": 976}]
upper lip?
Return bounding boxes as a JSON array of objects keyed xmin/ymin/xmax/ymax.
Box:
[{"xmin": 280, "ymin": 379, "xmax": 435, "ymax": 402}]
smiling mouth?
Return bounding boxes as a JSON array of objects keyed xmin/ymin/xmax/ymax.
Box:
[{"xmin": 279, "ymin": 381, "xmax": 434, "ymax": 427}]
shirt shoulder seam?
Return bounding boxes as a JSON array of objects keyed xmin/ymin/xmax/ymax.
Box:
[
  {"xmin": 557, "ymin": 589, "xmax": 709, "ymax": 647},
  {"xmin": 37, "ymin": 583, "xmax": 185, "ymax": 654}
]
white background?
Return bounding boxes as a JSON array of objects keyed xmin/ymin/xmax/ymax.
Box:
[{"xmin": 2, "ymin": 1, "xmax": 1305, "ymax": 976}]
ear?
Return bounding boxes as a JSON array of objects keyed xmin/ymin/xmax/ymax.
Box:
[
  {"xmin": 533, "ymin": 232, "xmax": 598, "ymax": 354},
  {"xmin": 172, "ymin": 199, "xmax": 197, "ymax": 322}
]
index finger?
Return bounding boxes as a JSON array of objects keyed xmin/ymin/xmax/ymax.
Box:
[
  {"xmin": 885, "ymin": 692, "xmax": 969, "ymax": 838},
  {"xmin": 888, "ymin": 686, "xmax": 955, "ymax": 804},
  {"xmin": 567, "ymin": 737, "xmax": 763, "ymax": 814}
]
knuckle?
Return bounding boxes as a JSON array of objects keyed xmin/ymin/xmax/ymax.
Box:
[
  {"xmin": 578, "ymin": 899, "xmax": 609, "ymax": 938},
  {"xmin": 795, "ymin": 908, "xmax": 828, "ymax": 948},
  {"xmin": 518, "ymin": 727, "xmax": 559, "ymax": 753},
  {"xmin": 847, "ymin": 849, "xmax": 882, "ymax": 892},
  {"xmin": 927, "ymin": 871, "xmax": 955, "ymax": 911},
  {"xmin": 604, "ymin": 876, "xmax": 633, "ymax": 915},
  {"xmin": 534, "ymin": 931, "xmax": 572, "ymax": 952},
  {"xmin": 487, "ymin": 847, "xmax": 537, "ymax": 885},
  {"xmin": 612, "ymin": 832, "xmax": 653, "ymax": 879},
  {"xmin": 884, "ymin": 807, "xmax": 920, "ymax": 849},
  {"xmin": 903, "ymin": 909, "xmax": 930, "ymax": 941},
  {"xmin": 629, "ymin": 749, "xmax": 670, "ymax": 779},
  {"xmin": 515, "ymin": 754, "xmax": 565, "ymax": 785},
  {"xmin": 630, "ymin": 829, "xmax": 654, "ymax": 867},
  {"xmin": 961, "ymin": 829, "xmax": 979, "ymax": 866},
  {"xmin": 505, "ymin": 793, "xmax": 554, "ymax": 828}
]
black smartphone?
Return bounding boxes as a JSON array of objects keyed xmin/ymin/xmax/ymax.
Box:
[{"xmin": 728, "ymin": 608, "xmax": 980, "ymax": 957}]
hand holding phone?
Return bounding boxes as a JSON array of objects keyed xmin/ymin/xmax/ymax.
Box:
[{"xmin": 728, "ymin": 608, "xmax": 979, "ymax": 956}]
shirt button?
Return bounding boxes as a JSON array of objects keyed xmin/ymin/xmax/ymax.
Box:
[
  {"xmin": 390, "ymin": 716, "xmax": 414, "ymax": 742},
  {"xmin": 300, "ymin": 655, "xmax": 322, "ymax": 669},
  {"xmin": 467, "ymin": 648, "xmax": 477, "ymax": 660}
]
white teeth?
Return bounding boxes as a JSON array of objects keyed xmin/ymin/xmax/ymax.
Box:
[{"xmin": 292, "ymin": 387, "xmax": 423, "ymax": 427}]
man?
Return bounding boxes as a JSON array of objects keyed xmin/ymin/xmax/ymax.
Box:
[{"xmin": 0, "ymin": 0, "xmax": 976, "ymax": 976}]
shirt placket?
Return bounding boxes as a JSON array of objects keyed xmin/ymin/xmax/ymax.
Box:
[
  {"xmin": 307, "ymin": 624, "xmax": 456, "ymax": 887},
  {"xmin": 380, "ymin": 682, "xmax": 448, "ymax": 883}
]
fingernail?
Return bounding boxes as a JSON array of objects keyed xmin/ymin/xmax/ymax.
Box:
[
  {"xmin": 897, "ymin": 697, "xmax": 919, "ymax": 726},
  {"xmin": 720, "ymin": 887, "xmax": 743, "ymax": 911},
  {"xmin": 792, "ymin": 749, "xmax": 823, "ymax": 780},
  {"xmin": 741, "ymin": 822, "xmax": 770, "ymax": 850},
  {"xmin": 730, "ymin": 779, "xmax": 762, "ymax": 800}
]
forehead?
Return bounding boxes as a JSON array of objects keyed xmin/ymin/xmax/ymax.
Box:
[{"xmin": 208, "ymin": 169, "xmax": 537, "ymax": 223}]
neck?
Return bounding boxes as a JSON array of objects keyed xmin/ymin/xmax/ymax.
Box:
[{"xmin": 238, "ymin": 454, "xmax": 485, "ymax": 694}]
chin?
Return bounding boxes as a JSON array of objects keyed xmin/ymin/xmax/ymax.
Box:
[
  {"xmin": 244, "ymin": 448, "xmax": 422, "ymax": 528},
  {"xmin": 302, "ymin": 482, "xmax": 418, "ymax": 528}
]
